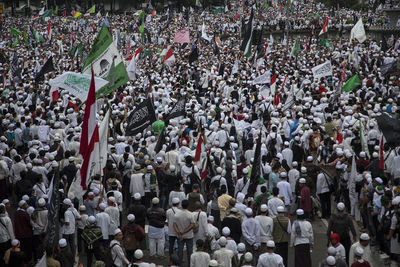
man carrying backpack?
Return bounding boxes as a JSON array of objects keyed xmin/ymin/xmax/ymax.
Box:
[
  {"xmin": 121, "ymin": 214, "xmax": 145, "ymax": 262},
  {"xmin": 81, "ymin": 216, "xmax": 103, "ymax": 267},
  {"xmin": 327, "ymin": 202, "xmax": 357, "ymax": 264},
  {"xmin": 110, "ymin": 228, "xmax": 131, "ymax": 266}
]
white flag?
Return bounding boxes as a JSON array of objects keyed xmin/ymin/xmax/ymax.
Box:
[
  {"xmin": 312, "ymin": 61, "xmax": 332, "ymax": 80},
  {"xmin": 201, "ymin": 23, "xmax": 211, "ymax": 42},
  {"xmin": 39, "ymin": 7, "xmax": 45, "ymax": 16},
  {"xmin": 127, "ymin": 56, "xmax": 137, "ymax": 81},
  {"xmin": 253, "ymin": 71, "xmax": 271, "ymax": 85},
  {"xmin": 95, "ymin": 109, "xmax": 110, "ymax": 175},
  {"xmin": 350, "ymin": 18, "xmax": 366, "ymax": 43},
  {"xmin": 35, "ymin": 253, "xmax": 47, "ymax": 267},
  {"xmin": 232, "ymin": 60, "xmax": 239, "ymax": 74}
]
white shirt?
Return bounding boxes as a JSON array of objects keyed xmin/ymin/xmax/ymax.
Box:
[
  {"xmin": 316, "ymin": 173, "xmax": 330, "ymax": 194},
  {"xmin": 290, "ymin": 220, "xmax": 314, "ymax": 247},
  {"xmin": 166, "ymin": 207, "xmax": 180, "ymax": 236},
  {"xmin": 257, "ymin": 252, "xmax": 285, "ymax": 267},
  {"xmin": 96, "ymin": 211, "xmax": 111, "ymax": 239},
  {"xmin": 62, "ymin": 207, "xmax": 80, "ymax": 235},
  {"xmin": 105, "ymin": 205, "xmax": 120, "ymax": 233},
  {"xmin": 110, "ymin": 239, "xmax": 130, "ymax": 266},
  {"xmin": 130, "ymin": 173, "xmax": 145, "ymax": 197},
  {"xmin": 281, "ymin": 147, "xmax": 293, "ymax": 167},
  {"xmin": 268, "ymin": 197, "xmax": 284, "ymax": 218},
  {"xmin": 288, "ymin": 169, "xmax": 299, "ymax": 193},
  {"xmin": 255, "ymin": 215, "xmax": 274, "ymax": 243},
  {"xmin": 190, "ymin": 251, "xmax": 210, "ymax": 267},
  {"xmin": 276, "ymin": 180, "xmax": 293, "ymax": 205}
]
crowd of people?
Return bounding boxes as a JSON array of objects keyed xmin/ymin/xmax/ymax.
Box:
[{"xmin": 0, "ymin": 0, "xmax": 400, "ymax": 266}]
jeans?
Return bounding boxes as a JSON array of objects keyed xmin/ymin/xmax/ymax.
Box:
[
  {"xmin": 168, "ymin": 236, "xmax": 178, "ymax": 256},
  {"xmin": 178, "ymin": 238, "xmax": 193, "ymax": 267}
]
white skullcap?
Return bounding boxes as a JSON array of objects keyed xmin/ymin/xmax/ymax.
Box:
[
  {"xmin": 337, "ymin": 202, "xmax": 345, "ymax": 211},
  {"xmin": 114, "ymin": 228, "xmax": 121, "ymax": 235},
  {"xmin": 152, "ymin": 197, "xmax": 160, "ymax": 204},
  {"xmin": 237, "ymin": 243, "xmax": 245, "ymax": 252},
  {"xmin": 296, "ymin": 209, "xmax": 304, "ymax": 215},
  {"xmin": 355, "ymin": 246, "xmax": 364, "ymax": 256},
  {"xmin": 327, "ymin": 246, "xmax": 336, "ymax": 255},
  {"xmin": 292, "ymin": 161, "xmax": 298, "ymax": 167},
  {"xmin": 63, "ymin": 198, "xmax": 72, "ymax": 206},
  {"xmin": 307, "ymin": 156, "xmax": 313, "ymax": 161},
  {"xmin": 299, "ymin": 178, "xmax": 306, "ymax": 184},
  {"xmin": 37, "ymin": 198, "xmax": 46, "ymax": 207},
  {"xmin": 88, "ymin": 216, "xmax": 96, "ymax": 224},
  {"xmin": 218, "ymin": 236, "xmax": 227, "ymax": 246},
  {"xmin": 260, "ymin": 204, "xmax": 268, "ymax": 212},
  {"xmin": 360, "ymin": 233, "xmax": 370, "ymax": 240},
  {"xmin": 58, "ymin": 238, "xmax": 67, "ymax": 248},
  {"xmin": 11, "ymin": 239, "xmax": 20, "ymax": 247},
  {"xmin": 172, "ymin": 197, "xmax": 180, "ymax": 204},
  {"xmin": 222, "ymin": 227, "xmax": 231, "ymax": 236},
  {"xmin": 134, "ymin": 193, "xmax": 141, "ymax": 200},
  {"xmin": 375, "ymin": 177, "xmax": 383, "ymax": 184},
  {"xmin": 134, "ymin": 249, "xmax": 144, "ymax": 259},
  {"xmin": 277, "ymin": 206, "xmax": 285, "ymax": 213},
  {"xmin": 99, "ymin": 203, "xmax": 107, "ymax": 210},
  {"xmin": 18, "ymin": 200, "xmax": 26, "ymax": 207},
  {"xmin": 326, "ymin": 256, "xmax": 336, "ymax": 265},
  {"xmin": 127, "ymin": 214, "xmax": 135, "ymax": 222},
  {"xmin": 267, "ymin": 240, "xmax": 275, "ymax": 248},
  {"xmin": 244, "ymin": 252, "xmax": 253, "ymax": 262},
  {"xmin": 245, "ymin": 208, "xmax": 253, "ymax": 216},
  {"xmin": 209, "ymin": 260, "xmax": 219, "ymax": 267}
]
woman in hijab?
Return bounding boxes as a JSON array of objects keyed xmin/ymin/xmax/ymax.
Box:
[{"xmin": 329, "ymin": 233, "xmax": 346, "ymax": 261}]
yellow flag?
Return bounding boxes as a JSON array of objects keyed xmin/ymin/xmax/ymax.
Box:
[{"xmin": 73, "ymin": 11, "xmax": 82, "ymax": 19}]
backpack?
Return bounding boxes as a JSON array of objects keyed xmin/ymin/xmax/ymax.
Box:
[
  {"xmin": 189, "ymin": 165, "xmax": 200, "ymax": 187},
  {"xmin": 103, "ymin": 243, "xmax": 119, "ymax": 267},
  {"xmin": 381, "ymin": 210, "xmax": 394, "ymax": 235},
  {"xmin": 193, "ymin": 212, "xmax": 201, "ymax": 233}
]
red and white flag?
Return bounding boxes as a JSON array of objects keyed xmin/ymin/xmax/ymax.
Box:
[
  {"xmin": 319, "ymin": 17, "xmax": 329, "ymax": 36},
  {"xmin": 32, "ymin": 14, "xmax": 39, "ymax": 20},
  {"xmin": 194, "ymin": 134, "xmax": 204, "ymax": 162},
  {"xmin": 173, "ymin": 29, "xmax": 190, "ymax": 44},
  {"xmin": 47, "ymin": 21, "xmax": 52, "ymax": 39},
  {"xmin": 161, "ymin": 46, "xmax": 175, "ymax": 65},
  {"xmin": 270, "ymin": 73, "xmax": 277, "ymax": 94},
  {"xmin": 152, "ymin": 8, "xmax": 156, "ymax": 17},
  {"xmin": 79, "ymin": 69, "xmax": 99, "ymax": 189},
  {"xmin": 50, "ymin": 86, "xmax": 59, "ymax": 102}
]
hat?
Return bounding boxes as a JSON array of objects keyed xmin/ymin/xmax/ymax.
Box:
[
  {"xmin": 147, "ymin": 165, "xmax": 153, "ymax": 170},
  {"xmin": 337, "ymin": 202, "xmax": 345, "ymax": 211},
  {"xmin": 114, "ymin": 228, "xmax": 121, "ymax": 235},
  {"xmin": 58, "ymin": 238, "xmax": 67, "ymax": 248},
  {"xmin": 327, "ymin": 246, "xmax": 336, "ymax": 256},
  {"xmin": 245, "ymin": 208, "xmax": 253, "ymax": 216},
  {"xmin": 133, "ymin": 193, "xmax": 141, "ymax": 200},
  {"xmin": 37, "ymin": 198, "xmax": 46, "ymax": 207},
  {"xmin": 88, "ymin": 192, "xmax": 94, "ymax": 197},
  {"xmin": 11, "ymin": 239, "xmax": 20, "ymax": 247},
  {"xmin": 299, "ymin": 178, "xmax": 306, "ymax": 184},
  {"xmin": 277, "ymin": 206, "xmax": 285, "ymax": 213},
  {"xmin": 127, "ymin": 214, "xmax": 135, "ymax": 222},
  {"xmin": 260, "ymin": 204, "xmax": 268, "ymax": 212},
  {"xmin": 172, "ymin": 197, "xmax": 180, "ymax": 204},
  {"xmin": 326, "ymin": 256, "xmax": 336, "ymax": 266},
  {"xmin": 208, "ymin": 216, "xmax": 214, "ymax": 222},
  {"xmin": 222, "ymin": 227, "xmax": 231, "ymax": 236},
  {"xmin": 375, "ymin": 185, "xmax": 384, "ymax": 194},
  {"xmin": 218, "ymin": 237, "xmax": 227, "ymax": 246},
  {"xmin": 22, "ymin": 195, "xmax": 29, "ymax": 201},
  {"xmin": 209, "ymin": 260, "xmax": 219, "ymax": 267},
  {"xmin": 63, "ymin": 198, "xmax": 72, "ymax": 206},
  {"xmin": 134, "ymin": 249, "xmax": 144, "ymax": 259},
  {"xmin": 267, "ymin": 240, "xmax": 275, "ymax": 248},
  {"xmin": 108, "ymin": 196, "xmax": 115, "ymax": 203},
  {"xmin": 392, "ymin": 196, "xmax": 400, "ymax": 206},
  {"xmin": 18, "ymin": 200, "xmax": 26, "ymax": 207},
  {"xmin": 79, "ymin": 205, "xmax": 86, "ymax": 211},
  {"xmin": 280, "ymin": 172, "xmax": 287, "ymax": 178},
  {"xmin": 99, "ymin": 203, "xmax": 107, "ymax": 210},
  {"xmin": 355, "ymin": 246, "xmax": 364, "ymax": 256},
  {"xmin": 152, "ymin": 197, "xmax": 160, "ymax": 205},
  {"xmin": 301, "ymin": 167, "xmax": 307, "ymax": 173},
  {"xmin": 244, "ymin": 252, "xmax": 253, "ymax": 262},
  {"xmin": 360, "ymin": 233, "xmax": 370, "ymax": 241},
  {"xmin": 68, "ymin": 157, "xmax": 74, "ymax": 162},
  {"xmin": 374, "ymin": 177, "xmax": 383, "ymax": 184},
  {"xmin": 360, "ymin": 151, "xmax": 366, "ymax": 158},
  {"xmin": 88, "ymin": 216, "xmax": 96, "ymax": 224},
  {"xmin": 292, "ymin": 161, "xmax": 298, "ymax": 167},
  {"xmin": 307, "ymin": 156, "xmax": 313, "ymax": 162},
  {"xmin": 237, "ymin": 243, "xmax": 245, "ymax": 252},
  {"xmin": 296, "ymin": 209, "xmax": 304, "ymax": 215}
]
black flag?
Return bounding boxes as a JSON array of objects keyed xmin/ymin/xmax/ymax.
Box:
[
  {"xmin": 380, "ymin": 60, "xmax": 399, "ymax": 77},
  {"xmin": 45, "ymin": 168, "xmax": 61, "ymax": 248},
  {"xmin": 189, "ymin": 47, "xmax": 199, "ymax": 64},
  {"xmin": 376, "ymin": 113, "xmax": 400, "ymax": 146},
  {"xmin": 154, "ymin": 129, "xmax": 167, "ymax": 154},
  {"xmin": 125, "ymin": 99, "xmax": 156, "ymax": 136},
  {"xmin": 35, "ymin": 56, "xmax": 56, "ymax": 82},
  {"xmin": 247, "ymin": 132, "xmax": 262, "ymax": 197},
  {"xmin": 381, "ymin": 34, "xmax": 389, "ymax": 52},
  {"xmin": 10, "ymin": 51, "xmax": 20, "ymax": 82},
  {"xmin": 240, "ymin": 8, "xmax": 254, "ymax": 51},
  {"xmin": 166, "ymin": 96, "xmax": 187, "ymax": 121}
]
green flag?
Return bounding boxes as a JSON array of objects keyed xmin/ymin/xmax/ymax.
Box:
[
  {"xmin": 87, "ymin": 5, "xmax": 95, "ymax": 14},
  {"xmin": 316, "ymin": 12, "xmax": 320, "ymax": 18},
  {"xmin": 139, "ymin": 22, "xmax": 145, "ymax": 33},
  {"xmin": 343, "ymin": 74, "xmax": 361, "ymax": 92},
  {"xmin": 214, "ymin": 7, "xmax": 222, "ymax": 14},
  {"xmin": 82, "ymin": 25, "xmax": 129, "ymax": 97},
  {"xmin": 145, "ymin": 49, "xmax": 152, "ymax": 57},
  {"xmin": 138, "ymin": 10, "xmax": 146, "ymax": 22},
  {"xmin": 264, "ymin": 3, "xmax": 269, "ymax": 8},
  {"xmin": 11, "ymin": 38, "xmax": 19, "ymax": 48},
  {"xmin": 319, "ymin": 39, "xmax": 332, "ymax": 48},
  {"xmin": 11, "ymin": 28, "xmax": 22, "ymax": 35},
  {"xmin": 41, "ymin": 9, "xmax": 52, "ymax": 21},
  {"xmin": 106, "ymin": 58, "xmax": 116, "ymax": 89},
  {"xmin": 54, "ymin": 5, "xmax": 59, "ymax": 15},
  {"xmin": 33, "ymin": 30, "xmax": 44, "ymax": 43},
  {"xmin": 291, "ymin": 38, "xmax": 299, "ymax": 57}
]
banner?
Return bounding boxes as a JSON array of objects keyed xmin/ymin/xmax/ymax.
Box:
[
  {"xmin": 125, "ymin": 99, "xmax": 156, "ymax": 136},
  {"xmin": 174, "ymin": 28, "xmax": 190, "ymax": 43},
  {"xmin": 166, "ymin": 96, "xmax": 187, "ymax": 121},
  {"xmin": 312, "ymin": 60, "xmax": 332, "ymax": 80},
  {"xmin": 376, "ymin": 114, "xmax": 400, "ymax": 146},
  {"xmin": 252, "ymin": 71, "xmax": 271, "ymax": 84},
  {"xmin": 82, "ymin": 25, "xmax": 129, "ymax": 97},
  {"xmin": 45, "ymin": 169, "xmax": 61, "ymax": 248},
  {"xmin": 49, "ymin": 72, "xmax": 109, "ymax": 101}
]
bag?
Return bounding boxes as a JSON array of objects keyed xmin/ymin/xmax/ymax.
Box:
[
  {"xmin": 193, "ymin": 212, "xmax": 201, "ymax": 233},
  {"xmin": 103, "ymin": 243, "xmax": 119, "ymax": 267},
  {"xmin": 381, "ymin": 211, "xmax": 394, "ymax": 235},
  {"xmin": 189, "ymin": 165, "xmax": 200, "ymax": 186},
  {"xmin": 323, "ymin": 174, "xmax": 335, "ymax": 193}
]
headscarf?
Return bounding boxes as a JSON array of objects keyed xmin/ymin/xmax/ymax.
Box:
[{"xmin": 330, "ymin": 233, "xmax": 340, "ymax": 245}]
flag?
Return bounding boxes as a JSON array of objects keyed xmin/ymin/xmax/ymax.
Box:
[
  {"xmin": 270, "ymin": 73, "xmax": 277, "ymax": 94},
  {"xmin": 138, "ymin": 10, "xmax": 146, "ymax": 22},
  {"xmin": 139, "ymin": 21, "xmax": 145, "ymax": 33},
  {"xmin": 45, "ymin": 168, "xmax": 61, "ymax": 248},
  {"xmin": 35, "ymin": 254, "xmax": 46, "ymax": 267},
  {"xmin": 125, "ymin": 99, "xmax": 156, "ymax": 135},
  {"xmin": 154, "ymin": 129, "xmax": 166, "ymax": 154},
  {"xmin": 379, "ymin": 135, "xmax": 385, "ymax": 170},
  {"xmin": 50, "ymin": 86, "xmax": 59, "ymax": 102},
  {"xmin": 335, "ymin": 129, "xmax": 343, "ymax": 144},
  {"xmin": 201, "ymin": 23, "xmax": 211, "ymax": 42},
  {"xmin": 11, "ymin": 28, "xmax": 22, "ymax": 35},
  {"xmin": 152, "ymin": 8, "xmax": 156, "ymax": 17},
  {"xmin": 10, "ymin": 51, "xmax": 20, "ymax": 82},
  {"xmin": 127, "ymin": 55, "xmax": 137, "ymax": 80},
  {"xmin": 319, "ymin": 39, "xmax": 332, "ymax": 48},
  {"xmin": 41, "ymin": 9, "xmax": 52, "ymax": 21},
  {"xmin": 96, "ymin": 109, "xmax": 110, "ymax": 174},
  {"xmin": 54, "ymin": 5, "xmax": 59, "ymax": 15},
  {"xmin": 194, "ymin": 129, "xmax": 205, "ymax": 162},
  {"xmin": 47, "ymin": 21, "xmax": 52, "ymax": 39},
  {"xmin": 82, "ymin": 25, "xmax": 129, "ymax": 97},
  {"xmin": 161, "ymin": 46, "xmax": 175, "ymax": 65},
  {"xmin": 215, "ymin": 36, "xmax": 222, "ymax": 47},
  {"xmin": 350, "ymin": 18, "xmax": 366, "ymax": 43},
  {"xmin": 380, "ymin": 60, "xmax": 399, "ymax": 76},
  {"xmin": 73, "ymin": 11, "xmax": 82, "ymax": 19},
  {"xmin": 376, "ymin": 114, "xmax": 400, "ymax": 146},
  {"xmin": 39, "ymin": 7, "xmax": 45, "ymax": 15},
  {"xmin": 291, "ymin": 38, "xmax": 299, "ymax": 57},
  {"xmin": 79, "ymin": 70, "xmax": 100, "ymax": 189},
  {"xmin": 11, "ymin": 38, "xmax": 19, "ymax": 48},
  {"xmin": 235, "ymin": 13, "xmax": 239, "ymax": 20},
  {"xmin": 247, "ymin": 132, "xmax": 262, "ymax": 196},
  {"xmin": 32, "ymin": 14, "xmax": 39, "ymax": 20},
  {"xmin": 33, "ymin": 30, "xmax": 45, "ymax": 43},
  {"xmin": 359, "ymin": 121, "xmax": 369, "ymax": 157},
  {"xmin": 87, "ymin": 5, "xmax": 95, "ymax": 14},
  {"xmin": 174, "ymin": 29, "xmax": 190, "ymax": 43},
  {"xmin": 189, "ymin": 47, "xmax": 199, "ymax": 64},
  {"xmin": 214, "ymin": 7, "xmax": 222, "ymax": 14},
  {"xmin": 319, "ymin": 17, "xmax": 329, "ymax": 35},
  {"xmin": 342, "ymin": 74, "xmax": 361, "ymax": 92},
  {"xmin": 240, "ymin": 9, "xmax": 253, "ymax": 57},
  {"xmin": 274, "ymin": 88, "xmax": 279, "ymax": 106},
  {"xmin": 166, "ymin": 96, "xmax": 187, "ymax": 122},
  {"xmin": 35, "ymin": 57, "xmax": 56, "ymax": 82}
]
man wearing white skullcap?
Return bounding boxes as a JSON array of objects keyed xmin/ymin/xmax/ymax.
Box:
[
  {"xmin": 110, "ymin": 228, "xmax": 131, "ymax": 266},
  {"xmin": 242, "ymin": 208, "xmax": 260, "ymax": 258},
  {"xmin": 121, "ymin": 214, "xmax": 145, "ymax": 262},
  {"xmin": 290, "ymin": 209, "xmax": 313, "ymax": 267},
  {"xmin": 57, "ymin": 238, "xmax": 74, "ymax": 266},
  {"xmin": 255, "ymin": 204, "xmax": 274, "ymax": 250},
  {"xmin": 190, "ymin": 239, "xmax": 211, "ymax": 267},
  {"xmin": 207, "ymin": 215, "xmax": 220, "ymax": 252},
  {"xmin": 349, "ymin": 233, "xmax": 372, "ymax": 265},
  {"xmin": 166, "ymin": 197, "xmax": 181, "ymax": 256},
  {"xmin": 257, "ymin": 240, "xmax": 285, "ymax": 267},
  {"xmin": 0, "ymin": 204, "xmax": 14, "ymax": 255},
  {"xmin": 213, "ymin": 237, "xmax": 234, "ymax": 267},
  {"xmin": 272, "ymin": 206, "xmax": 291, "ymax": 266},
  {"xmin": 96, "ymin": 202, "xmax": 111, "ymax": 245},
  {"xmin": 61, "ymin": 198, "xmax": 81, "ymax": 256}
]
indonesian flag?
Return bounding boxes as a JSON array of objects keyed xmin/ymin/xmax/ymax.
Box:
[
  {"xmin": 47, "ymin": 21, "xmax": 52, "ymax": 39},
  {"xmin": 79, "ymin": 70, "xmax": 100, "ymax": 189},
  {"xmin": 335, "ymin": 129, "xmax": 343, "ymax": 144},
  {"xmin": 215, "ymin": 36, "xmax": 222, "ymax": 47},
  {"xmin": 162, "ymin": 46, "xmax": 175, "ymax": 65},
  {"xmin": 235, "ymin": 13, "xmax": 239, "ymax": 20},
  {"xmin": 379, "ymin": 135, "xmax": 385, "ymax": 170},
  {"xmin": 32, "ymin": 14, "xmax": 39, "ymax": 20},
  {"xmin": 152, "ymin": 8, "xmax": 156, "ymax": 17},
  {"xmin": 50, "ymin": 86, "xmax": 59, "ymax": 102},
  {"xmin": 125, "ymin": 47, "xmax": 141, "ymax": 61},
  {"xmin": 270, "ymin": 73, "xmax": 277, "ymax": 94},
  {"xmin": 194, "ymin": 134, "xmax": 204, "ymax": 162},
  {"xmin": 319, "ymin": 17, "xmax": 329, "ymax": 36}
]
